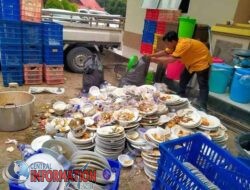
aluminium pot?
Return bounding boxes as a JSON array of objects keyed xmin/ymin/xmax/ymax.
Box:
[{"xmin": 0, "ymin": 91, "xmax": 35, "ymax": 132}]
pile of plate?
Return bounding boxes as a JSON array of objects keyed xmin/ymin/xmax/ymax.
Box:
[
  {"xmin": 126, "ymin": 129, "xmax": 147, "ymax": 153},
  {"xmin": 158, "ymin": 94, "xmax": 189, "ymax": 111},
  {"xmin": 198, "ymin": 114, "xmax": 228, "ymax": 149},
  {"xmin": 144, "ymin": 127, "xmax": 171, "ymax": 147},
  {"xmin": 141, "ymin": 149, "xmax": 161, "ymax": 180},
  {"xmin": 95, "ymin": 126, "xmax": 126, "ymax": 159},
  {"xmin": 67, "ymin": 130, "xmax": 96, "ymax": 151},
  {"xmin": 140, "ymin": 115, "xmax": 159, "ymax": 128},
  {"xmin": 176, "ymin": 108, "xmax": 202, "ymax": 129},
  {"xmin": 70, "ymin": 151, "xmax": 116, "ymax": 188}
]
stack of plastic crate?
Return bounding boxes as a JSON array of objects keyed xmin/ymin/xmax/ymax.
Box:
[
  {"xmin": 22, "ymin": 22, "xmax": 43, "ymax": 84},
  {"xmin": 20, "ymin": 0, "xmax": 42, "ymax": 23},
  {"xmin": 0, "ymin": 0, "xmax": 23, "ymax": 87},
  {"xmin": 43, "ymin": 22, "xmax": 64, "ymax": 84}
]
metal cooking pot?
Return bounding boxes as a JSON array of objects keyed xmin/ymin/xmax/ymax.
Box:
[{"xmin": 0, "ymin": 91, "xmax": 35, "ymax": 132}]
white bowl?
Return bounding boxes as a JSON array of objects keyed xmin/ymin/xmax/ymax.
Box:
[
  {"xmin": 89, "ymin": 86, "xmax": 101, "ymax": 97},
  {"xmin": 118, "ymin": 154, "xmax": 134, "ymax": 167}
]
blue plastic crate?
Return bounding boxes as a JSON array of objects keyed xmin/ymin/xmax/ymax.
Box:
[
  {"xmin": 22, "ymin": 22, "xmax": 42, "ymax": 45},
  {"xmin": 0, "ymin": 45, "xmax": 22, "ymax": 66},
  {"xmin": 144, "ymin": 20, "xmax": 157, "ymax": 33},
  {"xmin": 44, "ymin": 45, "xmax": 63, "ymax": 65},
  {"xmin": 9, "ymin": 159, "xmax": 121, "ymax": 190},
  {"xmin": 0, "ymin": 21, "xmax": 21, "ymax": 45},
  {"xmin": 43, "ymin": 22, "xmax": 63, "ymax": 46},
  {"xmin": 22, "ymin": 45, "xmax": 42, "ymax": 64},
  {"xmin": 142, "ymin": 31, "xmax": 155, "ymax": 44},
  {"xmin": 2, "ymin": 66, "xmax": 23, "ymax": 87},
  {"xmin": 0, "ymin": 0, "xmax": 20, "ymax": 21},
  {"xmin": 237, "ymin": 157, "xmax": 250, "ymax": 168},
  {"xmin": 153, "ymin": 133, "xmax": 250, "ymax": 190}
]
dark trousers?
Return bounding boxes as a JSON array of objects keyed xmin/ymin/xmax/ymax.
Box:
[{"xmin": 178, "ymin": 67, "xmax": 209, "ymax": 108}]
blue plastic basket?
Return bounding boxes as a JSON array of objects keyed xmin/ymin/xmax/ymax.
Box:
[
  {"xmin": 43, "ymin": 22, "xmax": 63, "ymax": 46},
  {"xmin": 144, "ymin": 20, "xmax": 157, "ymax": 33},
  {"xmin": 9, "ymin": 159, "xmax": 121, "ymax": 190},
  {"xmin": 0, "ymin": 21, "xmax": 21, "ymax": 45},
  {"xmin": 1, "ymin": 65, "xmax": 23, "ymax": 87},
  {"xmin": 44, "ymin": 45, "xmax": 64, "ymax": 65},
  {"xmin": 237, "ymin": 157, "xmax": 250, "ymax": 168},
  {"xmin": 153, "ymin": 133, "xmax": 250, "ymax": 190},
  {"xmin": 142, "ymin": 31, "xmax": 155, "ymax": 44},
  {"xmin": 22, "ymin": 45, "xmax": 42, "ymax": 64},
  {"xmin": 22, "ymin": 22, "xmax": 42, "ymax": 45},
  {"xmin": 0, "ymin": 45, "xmax": 22, "ymax": 66},
  {"xmin": 0, "ymin": 0, "xmax": 20, "ymax": 21}
]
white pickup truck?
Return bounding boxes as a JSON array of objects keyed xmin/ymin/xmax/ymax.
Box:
[{"xmin": 42, "ymin": 9, "xmax": 125, "ymax": 73}]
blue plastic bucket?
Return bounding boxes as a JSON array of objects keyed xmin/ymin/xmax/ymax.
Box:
[
  {"xmin": 209, "ymin": 63, "xmax": 234, "ymax": 93},
  {"xmin": 230, "ymin": 68, "xmax": 250, "ymax": 103}
]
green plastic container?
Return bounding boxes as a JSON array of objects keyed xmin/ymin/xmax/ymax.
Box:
[
  {"xmin": 178, "ymin": 17, "xmax": 196, "ymax": 38},
  {"xmin": 127, "ymin": 55, "xmax": 138, "ymax": 71},
  {"xmin": 145, "ymin": 71, "xmax": 154, "ymax": 84}
]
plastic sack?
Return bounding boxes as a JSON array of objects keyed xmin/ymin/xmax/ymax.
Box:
[
  {"xmin": 119, "ymin": 56, "xmax": 150, "ymax": 87},
  {"xmin": 82, "ymin": 54, "xmax": 104, "ymax": 93}
]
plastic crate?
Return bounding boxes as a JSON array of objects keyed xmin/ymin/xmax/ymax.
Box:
[
  {"xmin": 0, "ymin": 0, "xmax": 20, "ymax": 21},
  {"xmin": 44, "ymin": 64, "xmax": 64, "ymax": 85},
  {"xmin": 143, "ymin": 20, "xmax": 157, "ymax": 33},
  {"xmin": 156, "ymin": 22, "xmax": 167, "ymax": 35},
  {"xmin": 145, "ymin": 9, "xmax": 160, "ymax": 21},
  {"xmin": 1, "ymin": 65, "xmax": 23, "ymax": 87},
  {"xmin": 0, "ymin": 21, "xmax": 21, "ymax": 45},
  {"xmin": 22, "ymin": 22, "xmax": 42, "ymax": 45},
  {"xmin": 153, "ymin": 133, "xmax": 250, "ymax": 190},
  {"xmin": 142, "ymin": 31, "xmax": 155, "ymax": 44},
  {"xmin": 158, "ymin": 10, "xmax": 181, "ymax": 22},
  {"xmin": 140, "ymin": 43, "xmax": 153, "ymax": 54},
  {"xmin": 43, "ymin": 22, "xmax": 63, "ymax": 46},
  {"xmin": 22, "ymin": 45, "xmax": 42, "ymax": 64},
  {"xmin": 43, "ymin": 45, "xmax": 64, "ymax": 65},
  {"xmin": 237, "ymin": 157, "xmax": 250, "ymax": 168},
  {"xmin": 20, "ymin": 0, "xmax": 42, "ymax": 23},
  {"xmin": 0, "ymin": 45, "xmax": 22, "ymax": 67},
  {"xmin": 24, "ymin": 64, "xmax": 43, "ymax": 84}
]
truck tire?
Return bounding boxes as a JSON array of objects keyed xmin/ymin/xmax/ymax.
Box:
[{"xmin": 66, "ymin": 46, "xmax": 92, "ymax": 73}]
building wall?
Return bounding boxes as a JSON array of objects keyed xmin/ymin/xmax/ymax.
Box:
[{"xmin": 187, "ymin": 0, "xmax": 239, "ymax": 26}]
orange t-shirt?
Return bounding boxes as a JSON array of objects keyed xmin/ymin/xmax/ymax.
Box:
[{"xmin": 166, "ymin": 38, "xmax": 212, "ymax": 73}]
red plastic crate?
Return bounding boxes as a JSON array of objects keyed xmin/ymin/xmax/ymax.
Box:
[
  {"xmin": 158, "ymin": 10, "xmax": 181, "ymax": 22},
  {"xmin": 20, "ymin": 0, "xmax": 42, "ymax": 23},
  {"xmin": 24, "ymin": 64, "xmax": 43, "ymax": 84},
  {"xmin": 156, "ymin": 22, "xmax": 167, "ymax": 34},
  {"xmin": 44, "ymin": 64, "xmax": 64, "ymax": 85},
  {"xmin": 145, "ymin": 9, "xmax": 160, "ymax": 21},
  {"xmin": 140, "ymin": 43, "xmax": 153, "ymax": 54}
]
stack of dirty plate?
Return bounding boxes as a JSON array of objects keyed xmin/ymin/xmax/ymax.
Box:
[
  {"xmin": 141, "ymin": 148, "xmax": 161, "ymax": 181},
  {"xmin": 176, "ymin": 108, "xmax": 202, "ymax": 129},
  {"xmin": 158, "ymin": 93, "xmax": 189, "ymax": 111},
  {"xmin": 70, "ymin": 151, "xmax": 116, "ymax": 188},
  {"xmin": 144, "ymin": 127, "xmax": 171, "ymax": 147},
  {"xmin": 138, "ymin": 101, "xmax": 159, "ymax": 128},
  {"xmin": 67, "ymin": 130, "xmax": 96, "ymax": 151},
  {"xmin": 126, "ymin": 128, "xmax": 147, "ymax": 154},
  {"xmin": 95, "ymin": 126, "xmax": 126, "ymax": 159},
  {"xmin": 198, "ymin": 114, "xmax": 228, "ymax": 149}
]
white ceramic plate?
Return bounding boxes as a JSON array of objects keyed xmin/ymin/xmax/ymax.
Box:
[
  {"xmin": 67, "ymin": 131, "xmax": 96, "ymax": 144},
  {"xmin": 113, "ymin": 108, "xmax": 139, "ymax": 125},
  {"xmin": 31, "ymin": 135, "xmax": 52, "ymax": 151},
  {"xmin": 118, "ymin": 154, "xmax": 134, "ymax": 167},
  {"xmin": 200, "ymin": 115, "xmax": 221, "ymax": 130},
  {"xmin": 146, "ymin": 127, "xmax": 171, "ymax": 144}
]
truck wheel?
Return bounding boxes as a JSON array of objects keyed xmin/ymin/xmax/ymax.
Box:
[{"xmin": 66, "ymin": 46, "xmax": 92, "ymax": 73}]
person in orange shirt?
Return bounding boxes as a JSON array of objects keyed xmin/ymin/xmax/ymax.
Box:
[{"xmin": 148, "ymin": 31, "xmax": 212, "ymax": 111}]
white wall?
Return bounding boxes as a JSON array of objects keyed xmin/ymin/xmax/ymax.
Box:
[
  {"xmin": 187, "ymin": 0, "xmax": 239, "ymax": 26},
  {"xmin": 125, "ymin": 0, "xmax": 146, "ymax": 34}
]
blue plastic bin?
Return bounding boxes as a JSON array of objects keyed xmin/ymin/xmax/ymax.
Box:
[
  {"xmin": 209, "ymin": 63, "xmax": 234, "ymax": 93},
  {"xmin": 44, "ymin": 45, "xmax": 64, "ymax": 65},
  {"xmin": 22, "ymin": 45, "xmax": 42, "ymax": 64},
  {"xmin": 142, "ymin": 31, "xmax": 155, "ymax": 44},
  {"xmin": 153, "ymin": 133, "xmax": 250, "ymax": 190},
  {"xmin": 22, "ymin": 22, "xmax": 42, "ymax": 45},
  {"xmin": 0, "ymin": 45, "xmax": 22, "ymax": 67},
  {"xmin": 1, "ymin": 65, "xmax": 23, "ymax": 87},
  {"xmin": 42, "ymin": 22, "xmax": 63, "ymax": 46},
  {"xmin": 230, "ymin": 68, "xmax": 250, "ymax": 103},
  {"xmin": 0, "ymin": 21, "xmax": 21, "ymax": 45},
  {"xmin": 9, "ymin": 159, "xmax": 121, "ymax": 190},
  {"xmin": 0, "ymin": 0, "xmax": 20, "ymax": 21},
  {"xmin": 143, "ymin": 20, "xmax": 157, "ymax": 33}
]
